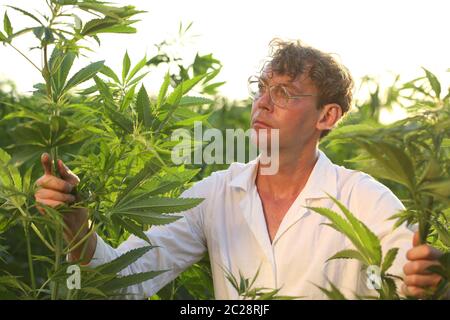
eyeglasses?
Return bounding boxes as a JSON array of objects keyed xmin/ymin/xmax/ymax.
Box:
[{"xmin": 247, "ymin": 75, "xmax": 317, "ymax": 108}]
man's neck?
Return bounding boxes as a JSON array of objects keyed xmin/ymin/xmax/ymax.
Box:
[{"xmin": 256, "ymin": 143, "xmax": 319, "ymax": 200}]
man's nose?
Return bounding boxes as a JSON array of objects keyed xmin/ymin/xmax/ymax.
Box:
[{"xmin": 254, "ymin": 91, "xmax": 275, "ymax": 112}]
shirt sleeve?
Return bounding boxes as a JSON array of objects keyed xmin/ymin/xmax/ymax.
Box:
[
  {"xmin": 83, "ymin": 176, "xmax": 212, "ymax": 299},
  {"xmin": 351, "ymin": 174, "xmax": 414, "ymax": 298}
]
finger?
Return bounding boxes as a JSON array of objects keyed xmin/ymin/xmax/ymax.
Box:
[
  {"xmin": 413, "ymin": 231, "xmax": 420, "ymax": 247},
  {"xmin": 406, "ymin": 244, "xmax": 442, "ymax": 261},
  {"xmin": 35, "ymin": 175, "xmax": 73, "ymax": 193},
  {"xmin": 41, "ymin": 153, "xmax": 53, "ymax": 175},
  {"xmin": 35, "ymin": 188, "xmax": 76, "ymax": 203},
  {"xmin": 57, "ymin": 160, "xmax": 80, "ymax": 186},
  {"xmin": 35, "ymin": 198, "xmax": 65, "ymax": 208},
  {"xmin": 403, "ymin": 260, "xmax": 441, "ymax": 275},
  {"xmin": 404, "ymin": 274, "xmax": 442, "ymax": 288},
  {"xmin": 402, "ymin": 284, "xmax": 426, "ymax": 298}
]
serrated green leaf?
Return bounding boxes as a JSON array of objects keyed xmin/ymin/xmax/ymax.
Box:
[
  {"xmin": 324, "ymin": 124, "xmax": 379, "ymax": 140},
  {"xmin": 6, "ymin": 6, "xmax": 43, "ymax": 25},
  {"xmin": 49, "ymin": 48, "xmax": 76, "ymax": 97},
  {"xmin": 307, "ymin": 206, "xmax": 370, "ymax": 264},
  {"xmin": 114, "ymin": 216, "xmax": 150, "ymax": 244},
  {"xmin": 21, "ymin": 165, "xmax": 34, "ymax": 194},
  {"xmin": 115, "ymin": 161, "xmax": 162, "ymax": 205},
  {"xmin": 380, "ymin": 277, "xmax": 398, "ymax": 299},
  {"xmin": 122, "ymin": 51, "xmax": 131, "ymax": 82},
  {"xmin": 81, "ymin": 17, "xmax": 137, "ymax": 35},
  {"xmin": 93, "ymin": 76, "xmax": 114, "ymax": 104},
  {"xmin": 202, "ymin": 81, "xmax": 225, "ymax": 95},
  {"xmin": 64, "ymin": 60, "xmax": 105, "ymax": 92},
  {"xmin": 99, "ymin": 270, "xmax": 167, "ymax": 293},
  {"xmin": 327, "ymin": 193, "xmax": 382, "ymax": 265},
  {"xmin": 157, "ymin": 72, "xmax": 171, "ymax": 109},
  {"xmin": 147, "ymin": 181, "xmax": 183, "ymax": 196},
  {"xmin": 356, "ymin": 141, "xmax": 415, "ymax": 192},
  {"xmin": 326, "ymin": 249, "xmax": 365, "ymax": 263},
  {"xmin": 419, "ymin": 178, "xmax": 450, "ymax": 198},
  {"xmin": 43, "ymin": 27, "xmax": 55, "ymax": 44},
  {"xmin": 32, "ymin": 26, "xmax": 44, "ymax": 40},
  {"xmin": 315, "ymin": 280, "xmax": 347, "ymax": 300},
  {"xmin": 433, "ymin": 223, "xmax": 450, "ymax": 247},
  {"xmin": 81, "ymin": 18, "xmax": 116, "ymax": 36},
  {"xmin": 166, "ymin": 74, "xmax": 207, "ymax": 105},
  {"xmin": 0, "ymin": 148, "xmax": 22, "ymax": 192},
  {"xmin": 76, "ymin": 3, "xmax": 144, "ymax": 19},
  {"xmin": 125, "ymin": 71, "xmax": 149, "ymax": 88},
  {"xmin": 418, "ymin": 157, "xmax": 441, "ymax": 185},
  {"xmin": 126, "ymin": 55, "xmax": 147, "ymax": 82},
  {"xmin": 121, "ymin": 212, "xmax": 181, "ymax": 226},
  {"xmin": 178, "ymin": 96, "xmax": 214, "ymax": 107},
  {"xmin": 114, "ymin": 197, "xmax": 203, "ymax": 214},
  {"xmin": 422, "ymin": 67, "xmax": 441, "ymax": 99},
  {"xmin": 99, "ymin": 65, "xmax": 120, "ymax": 84},
  {"xmin": 136, "ymin": 85, "xmax": 152, "ymax": 128},
  {"xmin": 103, "ymin": 103, "xmax": 134, "ymax": 134},
  {"xmin": 381, "ymin": 248, "xmax": 399, "ymax": 273},
  {"xmin": 120, "ymin": 84, "xmax": 136, "ymax": 111},
  {"xmin": 4, "ymin": 12, "xmax": 13, "ymax": 37},
  {"xmin": 96, "ymin": 246, "xmax": 155, "ymax": 274},
  {"xmin": 203, "ymin": 67, "xmax": 221, "ymax": 83}
]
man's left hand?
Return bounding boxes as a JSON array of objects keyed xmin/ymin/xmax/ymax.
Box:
[{"xmin": 402, "ymin": 231, "xmax": 443, "ymax": 298}]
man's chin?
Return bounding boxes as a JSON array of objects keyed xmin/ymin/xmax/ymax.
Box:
[{"xmin": 250, "ymin": 128, "xmax": 280, "ymax": 153}]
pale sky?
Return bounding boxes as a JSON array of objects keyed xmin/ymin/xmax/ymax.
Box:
[{"xmin": 0, "ymin": 0, "xmax": 449, "ymax": 105}]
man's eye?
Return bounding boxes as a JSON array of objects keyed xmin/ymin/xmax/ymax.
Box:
[
  {"xmin": 272, "ymin": 86, "xmax": 286, "ymax": 98},
  {"xmin": 258, "ymin": 82, "xmax": 266, "ymax": 92}
]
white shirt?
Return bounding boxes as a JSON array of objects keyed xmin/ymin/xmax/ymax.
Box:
[{"xmin": 87, "ymin": 149, "xmax": 413, "ymax": 299}]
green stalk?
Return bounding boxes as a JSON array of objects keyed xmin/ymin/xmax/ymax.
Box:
[
  {"xmin": 17, "ymin": 206, "xmax": 54, "ymax": 251},
  {"xmin": 45, "ymin": 3, "xmax": 63, "ymax": 299},
  {"xmin": 49, "ymin": 144, "xmax": 63, "ymax": 300},
  {"xmin": 23, "ymin": 220, "xmax": 37, "ymax": 294},
  {"xmin": 51, "ymin": 207, "xmax": 63, "ymax": 300},
  {"xmin": 7, "ymin": 43, "xmax": 41, "ymax": 72},
  {"xmin": 411, "ymin": 190, "xmax": 429, "ymax": 245}
]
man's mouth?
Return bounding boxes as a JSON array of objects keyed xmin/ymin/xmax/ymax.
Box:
[{"xmin": 252, "ymin": 120, "xmax": 272, "ymax": 128}]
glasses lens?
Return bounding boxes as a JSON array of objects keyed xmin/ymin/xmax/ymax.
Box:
[
  {"xmin": 248, "ymin": 76, "xmax": 263, "ymax": 98},
  {"xmin": 270, "ymin": 85, "xmax": 288, "ymax": 107}
]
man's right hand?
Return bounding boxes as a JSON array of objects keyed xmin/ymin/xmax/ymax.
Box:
[{"xmin": 34, "ymin": 153, "xmax": 96, "ymax": 264}]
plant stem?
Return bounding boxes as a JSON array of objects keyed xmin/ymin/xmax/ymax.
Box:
[
  {"xmin": 411, "ymin": 191, "xmax": 428, "ymax": 245},
  {"xmin": 23, "ymin": 220, "xmax": 37, "ymax": 293},
  {"xmin": 17, "ymin": 206, "xmax": 54, "ymax": 251},
  {"xmin": 42, "ymin": 44, "xmax": 54, "ymax": 102},
  {"xmin": 51, "ymin": 219, "xmax": 63, "ymax": 300},
  {"xmin": 46, "ymin": 1, "xmax": 63, "ymax": 300},
  {"xmin": 7, "ymin": 43, "xmax": 41, "ymax": 72},
  {"xmin": 49, "ymin": 144, "xmax": 63, "ymax": 300}
]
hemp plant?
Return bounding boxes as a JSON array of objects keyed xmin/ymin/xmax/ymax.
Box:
[
  {"xmin": 0, "ymin": 0, "xmax": 219, "ymax": 299},
  {"xmin": 318, "ymin": 68, "xmax": 450, "ymax": 299}
]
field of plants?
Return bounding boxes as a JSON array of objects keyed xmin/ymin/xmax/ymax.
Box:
[{"xmin": 0, "ymin": 0, "xmax": 448, "ymax": 300}]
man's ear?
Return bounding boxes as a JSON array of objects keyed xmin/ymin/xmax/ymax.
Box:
[{"xmin": 316, "ymin": 103, "xmax": 343, "ymax": 131}]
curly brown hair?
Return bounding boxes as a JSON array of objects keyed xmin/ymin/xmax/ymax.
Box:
[{"xmin": 266, "ymin": 39, "xmax": 354, "ymax": 138}]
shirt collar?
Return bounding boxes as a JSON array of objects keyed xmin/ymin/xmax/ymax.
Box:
[{"xmin": 228, "ymin": 149, "xmax": 337, "ymax": 200}]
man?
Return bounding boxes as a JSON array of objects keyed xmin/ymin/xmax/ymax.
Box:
[{"xmin": 35, "ymin": 39, "xmax": 444, "ymax": 299}]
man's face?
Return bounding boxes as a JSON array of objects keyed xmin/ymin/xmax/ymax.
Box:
[{"xmin": 250, "ymin": 67, "xmax": 322, "ymax": 152}]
